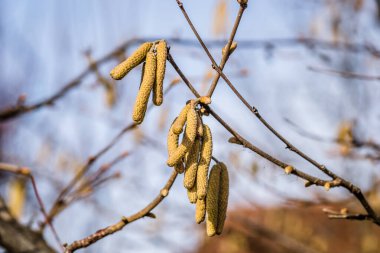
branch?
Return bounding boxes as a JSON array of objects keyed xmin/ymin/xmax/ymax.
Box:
[
  {"xmin": 308, "ymin": 66, "xmax": 380, "ymax": 81},
  {"xmin": 63, "ymin": 170, "xmax": 178, "ymax": 253},
  {"xmin": 0, "ymin": 196, "xmax": 56, "ymax": 253},
  {"xmin": 1, "ymin": 36, "xmax": 378, "ymax": 122},
  {"xmin": 167, "ymin": 52, "xmax": 380, "ymax": 225},
  {"xmin": 0, "ymin": 163, "xmax": 62, "ymax": 250},
  {"xmin": 206, "ymin": 3, "xmax": 246, "ymax": 97}
]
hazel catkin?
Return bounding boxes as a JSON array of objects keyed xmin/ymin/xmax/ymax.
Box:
[
  {"xmin": 187, "ymin": 181, "xmax": 198, "ymax": 204},
  {"xmin": 206, "ymin": 164, "xmax": 221, "ymax": 237},
  {"xmin": 110, "ymin": 42, "xmax": 153, "ymax": 80},
  {"xmin": 172, "ymin": 104, "xmax": 191, "ymax": 135},
  {"xmin": 197, "ymin": 124, "xmax": 213, "ymax": 200},
  {"xmin": 132, "ymin": 51, "xmax": 156, "ymax": 124},
  {"xmin": 195, "ymin": 198, "xmax": 206, "ymax": 224},
  {"xmin": 167, "ymin": 119, "xmax": 184, "ymax": 173},
  {"xmin": 184, "ymin": 137, "xmax": 201, "ymax": 189},
  {"xmin": 153, "ymin": 40, "xmax": 167, "ymax": 106},
  {"xmin": 216, "ymin": 162, "xmax": 229, "ymax": 235},
  {"xmin": 167, "ymin": 108, "xmax": 198, "ymax": 167}
]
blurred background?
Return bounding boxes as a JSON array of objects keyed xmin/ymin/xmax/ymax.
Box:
[{"xmin": 1, "ymin": 0, "xmax": 380, "ymax": 252}]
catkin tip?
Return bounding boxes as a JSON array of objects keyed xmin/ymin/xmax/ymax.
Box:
[{"xmin": 110, "ymin": 42, "xmax": 153, "ymax": 80}]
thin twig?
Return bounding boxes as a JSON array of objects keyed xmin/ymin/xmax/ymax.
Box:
[
  {"xmin": 0, "ymin": 163, "xmax": 63, "ymax": 250},
  {"xmin": 308, "ymin": 66, "xmax": 380, "ymax": 81},
  {"xmin": 206, "ymin": 4, "xmax": 246, "ymax": 97},
  {"xmin": 63, "ymin": 170, "xmax": 178, "ymax": 253}
]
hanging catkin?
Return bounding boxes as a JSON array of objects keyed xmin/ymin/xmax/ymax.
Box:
[
  {"xmin": 184, "ymin": 137, "xmax": 201, "ymax": 189},
  {"xmin": 196, "ymin": 114, "xmax": 203, "ymax": 137},
  {"xmin": 187, "ymin": 181, "xmax": 198, "ymax": 204},
  {"xmin": 196, "ymin": 124, "xmax": 213, "ymax": 200},
  {"xmin": 195, "ymin": 198, "xmax": 206, "ymax": 224},
  {"xmin": 153, "ymin": 40, "xmax": 167, "ymax": 106},
  {"xmin": 216, "ymin": 162, "xmax": 229, "ymax": 235},
  {"xmin": 206, "ymin": 164, "xmax": 221, "ymax": 237},
  {"xmin": 167, "ymin": 120, "xmax": 185, "ymax": 173},
  {"xmin": 132, "ymin": 51, "xmax": 156, "ymax": 124},
  {"xmin": 172, "ymin": 104, "xmax": 191, "ymax": 134},
  {"xmin": 110, "ymin": 42, "xmax": 153, "ymax": 80},
  {"xmin": 167, "ymin": 107, "xmax": 197, "ymax": 167}
]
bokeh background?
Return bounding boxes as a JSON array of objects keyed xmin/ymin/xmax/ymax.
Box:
[{"xmin": 1, "ymin": 0, "xmax": 380, "ymax": 252}]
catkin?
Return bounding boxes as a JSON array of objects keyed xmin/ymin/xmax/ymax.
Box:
[
  {"xmin": 110, "ymin": 42, "xmax": 153, "ymax": 80},
  {"xmin": 172, "ymin": 104, "xmax": 191, "ymax": 134},
  {"xmin": 153, "ymin": 40, "xmax": 167, "ymax": 106},
  {"xmin": 167, "ymin": 119, "xmax": 185, "ymax": 173},
  {"xmin": 196, "ymin": 114, "xmax": 203, "ymax": 137},
  {"xmin": 132, "ymin": 51, "xmax": 156, "ymax": 124},
  {"xmin": 184, "ymin": 138, "xmax": 201, "ymax": 189},
  {"xmin": 197, "ymin": 124, "xmax": 213, "ymax": 200},
  {"xmin": 206, "ymin": 164, "xmax": 221, "ymax": 237},
  {"xmin": 195, "ymin": 198, "xmax": 206, "ymax": 224},
  {"xmin": 167, "ymin": 108, "xmax": 198, "ymax": 167},
  {"xmin": 216, "ymin": 162, "xmax": 229, "ymax": 235},
  {"xmin": 187, "ymin": 181, "xmax": 198, "ymax": 204}
]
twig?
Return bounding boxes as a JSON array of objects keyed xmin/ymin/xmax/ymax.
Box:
[
  {"xmin": 0, "ymin": 163, "xmax": 63, "ymax": 250},
  {"xmin": 168, "ymin": 52, "xmax": 380, "ymax": 225},
  {"xmin": 308, "ymin": 66, "xmax": 380, "ymax": 81},
  {"xmin": 206, "ymin": 4, "xmax": 246, "ymax": 97},
  {"xmin": 63, "ymin": 170, "xmax": 178, "ymax": 253}
]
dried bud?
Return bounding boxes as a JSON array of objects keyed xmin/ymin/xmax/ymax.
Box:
[
  {"xmin": 284, "ymin": 165, "xmax": 293, "ymax": 175},
  {"xmin": 324, "ymin": 182, "xmax": 331, "ymax": 191},
  {"xmin": 222, "ymin": 41, "xmax": 238, "ymax": 56},
  {"xmin": 199, "ymin": 96, "xmax": 212, "ymax": 105}
]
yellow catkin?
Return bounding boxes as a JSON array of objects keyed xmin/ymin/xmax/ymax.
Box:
[
  {"xmin": 167, "ymin": 120, "xmax": 185, "ymax": 173},
  {"xmin": 184, "ymin": 137, "xmax": 201, "ymax": 189},
  {"xmin": 222, "ymin": 41, "xmax": 238, "ymax": 56},
  {"xmin": 206, "ymin": 164, "xmax": 221, "ymax": 237},
  {"xmin": 196, "ymin": 114, "xmax": 203, "ymax": 138},
  {"xmin": 167, "ymin": 108, "xmax": 198, "ymax": 167},
  {"xmin": 195, "ymin": 198, "xmax": 206, "ymax": 224},
  {"xmin": 110, "ymin": 42, "xmax": 153, "ymax": 80},
  {"xmin": 187, "ymin": 181, "xmax": 198, "ymax": 204},
  {"xmin": 172, "ymin": 103, "xmax": 191, "ymax": 134},
  {"xmin": 153, "ymin": 40, "xmax": 167, "ymax": 106},
  {"xmin": 216, "ymin": 162, "xmax": 229, "ymax": 235},
  {"xmin": 132, "ymin": 51, "xmax": 156, "ymax": 124},
  {"xmin": 197, "ymin": 124, "xmax": 213, "ymax": 200}
]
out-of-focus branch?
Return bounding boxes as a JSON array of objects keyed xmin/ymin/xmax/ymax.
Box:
[
  {"xmin": 0, "ymin": 196, "xmax": 56, "ymax": 253},
  {"xmin": 1, "ymin": 36, "xmax": 379, "ymax": 122},
  {"xmin": 308, "ymin": 66, "xmax": 380, "ymax": 81},
  {"xmin": 63, "ymin": 170, "xmax": 178, "ymax": 253},
  {"xmin": 43, "ymin": 82, "xmax": 177, "ymax": 229},
  {"xmin": 0, "ymin": 163, "xmax": 62, "ymax": 250}
]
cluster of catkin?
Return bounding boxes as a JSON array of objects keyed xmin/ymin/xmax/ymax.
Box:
[
  {"xmin": 110, "ymin": 40, "xmax": 167, "ymax": 124},
  {"xmin": 166, "ymin": 99, "xmax": 229, "ymax": 236}
]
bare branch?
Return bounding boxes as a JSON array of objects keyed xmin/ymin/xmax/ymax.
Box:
[
  {"xmin": 63, "ymin": 170, "xmax": 178, "ymax": 253},
  {"xmin": 309, "ymin": 66, "xmax": 380, "ymax": 81}
]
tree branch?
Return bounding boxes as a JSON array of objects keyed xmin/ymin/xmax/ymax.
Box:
[{"xmin": 63, "ymin": 170, "xmax": 178, "ymax": 253}]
